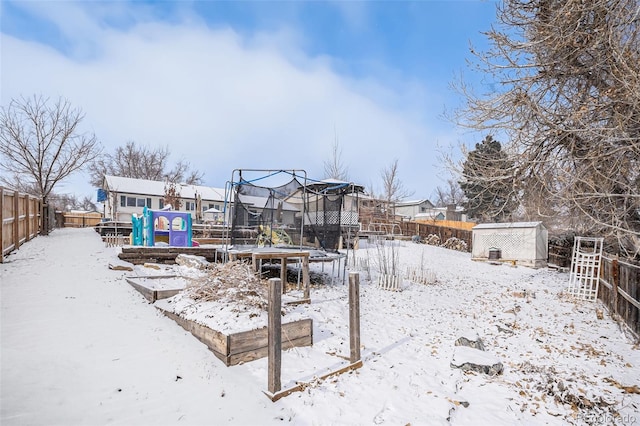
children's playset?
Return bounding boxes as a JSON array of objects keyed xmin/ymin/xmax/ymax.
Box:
[{"xmin": 131, "ymin": 207, "xmax": 193, "ymax": 247}]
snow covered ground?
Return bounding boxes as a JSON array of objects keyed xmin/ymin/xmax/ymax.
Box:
[{"xmin": 1, "ymin": 228, "xmax": 638, "ymax": 425}]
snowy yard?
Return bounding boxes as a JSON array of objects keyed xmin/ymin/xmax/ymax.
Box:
[{"xmin": 1, "ymin": 228, "xmax": 638, "ymax": 425}]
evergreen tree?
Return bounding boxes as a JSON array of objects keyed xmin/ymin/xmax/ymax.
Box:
[
  {"xmin": 459, "ymin": 136, "xmax": 516, "ymax": 222},
  {"xmin": 453, "ymin": 0, "xmax": 640, "ymax": 255}
]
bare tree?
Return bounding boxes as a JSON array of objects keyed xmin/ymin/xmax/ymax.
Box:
[
  {"xmin": 433, "ymin": 178, "xmax": 465, "ymax": 208},
  {"xmin": 88, "ymin": 141, "xmax": 203, "ymax": 187},
  {"xmin": 453, "ymin": 0, "xmax": 640, "ymax": 256},
  {"xmin": 163, "ymin": 181, "xmax": 182, "ymax": 210},
  {"xmin": 48, "ymin": 193, "xmax": 97, "ymax": 212},
  {"xmin": 0, "ymin": 95, "xmax": 101, "ymax": 234},
  {"xmin": 323, "ymin": 131, "xmax": 349, "ymax": 181},
  {"xmin": 380, "ymin": 159, "xmax": 414, "ymax": 220}
]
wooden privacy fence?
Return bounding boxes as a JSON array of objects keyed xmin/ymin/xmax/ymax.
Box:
[
  {"xmin": 599, "ymin": 254, "xmax": 640, "ymax": 338},
  {"xmin": 1, "ymin": 186, "xmax": 41, "ymax": 262},
  {"xmin": 399, "ymin": 221, "xmax": 472, "ymax": 250},
  {"xmin": 61, "ymin": 211, "xmax": 102, "ymax": 228}
]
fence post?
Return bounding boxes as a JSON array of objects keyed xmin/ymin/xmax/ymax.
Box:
[
  {"xmin": 25, "ymin": 193, "xmax": 30, "ymax": 241},
  {"xmin": 349, "ymin": 272, "xmax": 361, "ymax": 363},
  {"xmin": 13, "ymin": 191, "xmax": 20, "ymax": 251},
  {"xmin": 612, "ymin": 256, "xmax": 619, "ymax": 315},
  {"xmin": 0, "ymin": 187, "xmax": 4, "ymax": 263},
  {"xmin": 267, "ymin": 277, "xmax": 282, "ymax": 394}
]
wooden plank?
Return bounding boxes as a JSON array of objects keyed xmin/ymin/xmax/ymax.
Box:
[
  {"xmin": 263, "ymin": 360, "xmax": 363, "ymax": 402},
  {"xmin": 155, "ymin": 288, "xmax": 182, "ymax": 300},
  {"xmin": 349, "ymin": 272, "xmax": 361, "ymax": 363},
  {"xmin": 120, "ymin": 247, "xmax": 218, "ymax": 256},
  {"xmin": 24, "ymin": 193, "xmax": 29, "ymax": 242},
  {"xmin": 302, "ymin": 255, "xmax": 310, "ymax": 300},
  {"xmin": 612, "ymin": 257, "xmax": 619, "ymax": 315},
  {"xmin": 228, "ymin": 319, "xmax": 313, "ymax": 355},
  {"xmin": 618, "ymin": 287, "xmax": 640, "ymax": 310},
  {"xmin": 125, "ymin": 277, "xmax": 156, "ymax": 302},
  {"xmin": 281, "ymin": 257, "xmax": 287, "ymax": 293},
  {"xmin": 160, "ymin": 310, "xmax": 229, "ymax": 361},
  {"xmin": 228, "ymin": 336, "xmax": 312, "ymax": 366},
  {"xmin": 13, "ymin": 191, "xmax": 19, "ymax": 251},
  {"xmin": 285, "ymin": 298, "xmax": 311, "ymax": 306},
  {"xmin": 268, "ymin": 278, "xmax": 282, "ymax": 394}
]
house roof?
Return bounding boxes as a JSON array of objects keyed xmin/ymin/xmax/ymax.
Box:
[
  {"xmin": 103, "ymin": 175, "xmax": 225, "ymax": 201},
  {"xmin": 395, "ymin": 199, "xmax": 434, "ymax": 207}
]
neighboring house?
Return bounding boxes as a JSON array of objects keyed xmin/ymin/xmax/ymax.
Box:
[
  {"xmin": 415, "ymin": 205, "xmax": 468, "ymax": 222},
  {"xmin": 394, "ymin": 199, "xmax": 436, "ymax": 220},
  {"xmin": 231, "ymin": 194, "xmax": 299, "ymax": 227},
  {"xmin": 295, "ymin": 179, "xmax": 365, "ymax": 227},
  {"xmin": 101, "ymin": 175, "xmax": 226, "ymax": 223}
]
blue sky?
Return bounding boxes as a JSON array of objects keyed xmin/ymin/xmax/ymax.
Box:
[{"xmin": 1, "ymin": 0, "xmax": 498, "ymax": 201}]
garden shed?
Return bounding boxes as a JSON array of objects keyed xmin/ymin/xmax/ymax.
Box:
[{"xmin": 471, "ymin": 221, "xmax": 548, "ymax": 268}]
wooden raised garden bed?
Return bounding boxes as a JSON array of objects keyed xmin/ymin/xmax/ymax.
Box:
[
  {"xmin": 118, "ymin": 246, "xmax": 220, "ymax": 265},
  {"xmin": 157, "ymin": 308, "xmax": 313, "ymax": 366},
  {"xmin": 125, "ymin": 276, "xmax": 185, "ymax": 303}
]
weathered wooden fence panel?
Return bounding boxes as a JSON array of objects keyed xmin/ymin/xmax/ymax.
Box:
[
  {"xmin": 400, "ymin": 221, "xmax": 472, "ymax": 250},
  {"xmin": 62, "ymin": 211, "xmax": 102, "ymax": 228},
  {"xmin": 1, "ymin": 186, "xmax": 41, "ymax": 262},
  {"xmin": 599, "ymin": 255, "xmax": 640, "ymax": 337},
  {"xmin": 549, "ymin": 240, "xmax": 638, "ymax": 337}
]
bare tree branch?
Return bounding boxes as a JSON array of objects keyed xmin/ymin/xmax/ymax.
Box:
[
  {"xmin": 88, "ymin": 141, "xmax": 204, "ymax": 187},
  {"xmin": 452, "ymin": 0, "xmax": 640, "ymax": 256},
  {"xmin": 380, "ymin": 159, "xmax": 414, "ymax": 220},
  {"xmin": 0, "ymin": 95, "xmax": 102, "ymax": 233},
  {"xmin": 323, "ymin": 130, "xmax": 349, "ymax": 181}
]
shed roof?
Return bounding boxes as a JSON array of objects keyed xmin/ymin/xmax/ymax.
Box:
[{"xmin": 472, "ymin": 221, "xmax": 545, "ymax": 230}]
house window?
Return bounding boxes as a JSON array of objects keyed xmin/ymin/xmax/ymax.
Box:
[
  {"xmin": 121, "ymin": 195, "xmax": 152, "ymax": 208},
  {"xmin": 159, "ymin": 199, "xmax": 164, "ymax": 209},
  {"xmin": 185, "ymin": 201, "xmax": 195, "ymax": 211},
  {"xmin": 204, "ymin": 203, "xmax": 221, "ymax": 211}
]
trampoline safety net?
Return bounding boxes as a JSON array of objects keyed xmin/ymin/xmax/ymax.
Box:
[{"xmin": 227, "ymin": 170, "xmax": 358, "ymax": 252}]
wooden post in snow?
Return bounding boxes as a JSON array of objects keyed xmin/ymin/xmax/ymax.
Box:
[
  {"xmin": 268, "ymin": 277, "xmax": 282, "ymax": 394},
  {"xmin": 281, "ymin": 257, "xmax": 287, "ymax": 294},
  {"xmin": 302, "ymin": 255, "xmax": 310, "ymax": 300},
  {"xmin": 349, "ymin": 272, "xmax": 361, "ymax": 363},
  {"xmin": 612, "ymin": 256, "xmax": 619, "ymax": 315}
]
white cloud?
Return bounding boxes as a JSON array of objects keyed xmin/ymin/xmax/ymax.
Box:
[{"xmin": 1, "ymin": 6, "xmax": 456, "ymax": 200}]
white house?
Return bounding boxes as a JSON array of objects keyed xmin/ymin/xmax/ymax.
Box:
[
  {"xmin": 414, "ymin": 205, "xmax": 467, "ymax": 222},
  {"xmin": 101, "ymin": 175, "xmax": 226, "ymax": 223},
  {"xmin": 394, "ymin": 199, "xmax": 435, "ymax": 220}
]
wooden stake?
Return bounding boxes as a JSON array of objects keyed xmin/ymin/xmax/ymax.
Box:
[
  {"xmin": 612, "ymin": 257, "xmax": 619, "ymax": 315},
  {"xmin": 349, "ymin": 272, "xmax": 361, "ymax": 363},
  {"xmin": 302, "ymin": 255, "xmax": 310, "ymax": 300},
  {"xmin": 268, "ymin": 278, "xmax": 282, "ymax": 394},
  {"xmin": 281, "ymin": 258, "xmax": 287, "ymax": 294}
]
